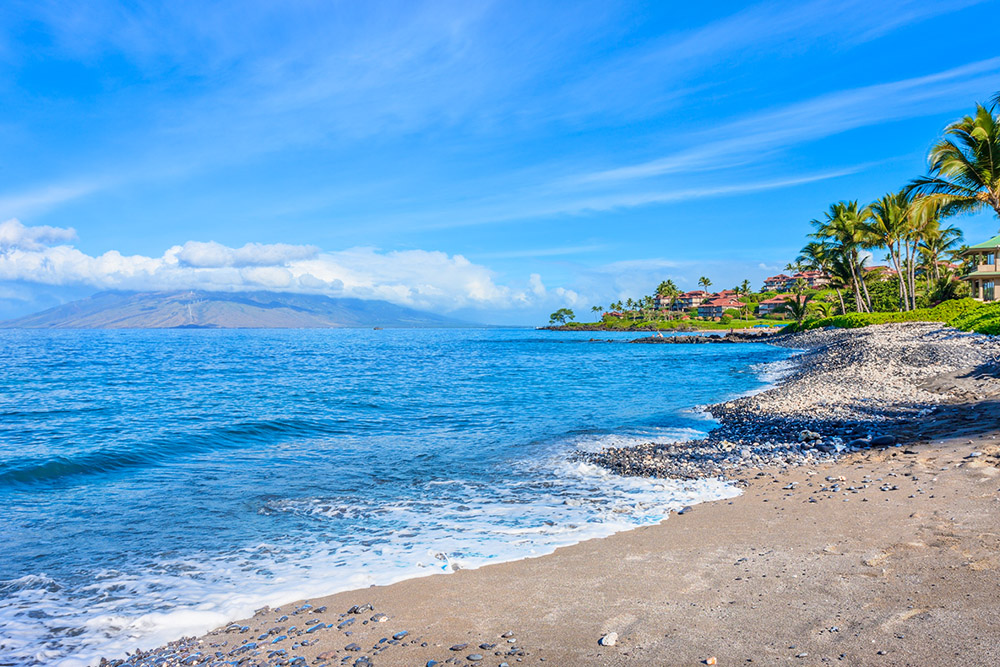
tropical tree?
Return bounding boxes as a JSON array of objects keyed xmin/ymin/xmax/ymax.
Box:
[
  {"xmin": 810, "ymin": 200, "xmax": 873, "ymax": 312},
  {"xmin": 776, "ymin": 293, "xmax": 815, "ymax": 325},
  {"xmin": 549, "ymin": 308, "xmax": 575, "ymax": 325},
  {"xmin": 812, "ymin": 300, "xmax": 834, "ymax": 318},
  {"xmin": 698, "ymin": 276, "xmax": 712, "ymax": 291},
  {"xmin": 657, "ymin": 279, "xmax": 680, "ymax": 320},
  {"xmin": 908, "ymin": 99, "xmax": 1000, "ymax": 223},
  {"xmin": 919, "ymin": 224, "xmax": 963, "ymax": 281},
  {"xmin": 797, "ymin": 240, "xmax": 847, "ymax": 314},
  {"xmin": 866, "ymin": 190, "xmax": 913, "ymax": 310},
  {"xmin": 776, "ymin": 279, "xmax": 815, "ymax": 325},
  {"xmin": 591, "ymin": 305, "xmax": 604, "ymax": 321}
]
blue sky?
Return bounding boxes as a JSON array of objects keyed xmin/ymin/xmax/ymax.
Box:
[{"xmin": 1, "ymin": 0, "xmax": 999, "ymax": 323}]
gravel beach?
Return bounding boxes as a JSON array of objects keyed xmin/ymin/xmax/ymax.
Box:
[{"xmin": 98, "ymin": 323, "xmax": 1000, "ymax": 667}]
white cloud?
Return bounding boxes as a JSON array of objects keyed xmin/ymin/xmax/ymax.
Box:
[
  {"xmin": 174, "ymin": 240, "xmax": 319, "ymax": 268},
  {"xmin": 0, "ymin": 218, "xmax": 77, "ymax": 250},
  {"xmin": 0, "ymin": 220, "xmax": 581, "ymax": 313}
]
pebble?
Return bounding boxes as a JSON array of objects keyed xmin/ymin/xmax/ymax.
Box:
[{"xmin": 598, "ymin": 632, "xmax": 618, "ymax": 647}]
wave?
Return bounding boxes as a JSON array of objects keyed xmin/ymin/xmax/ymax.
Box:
[{"xmin": 0, "ymin": 418, "xmax": 352, "ymax": 486}]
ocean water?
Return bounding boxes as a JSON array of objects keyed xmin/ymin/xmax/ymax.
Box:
[{"xmin": 0, "ymin": 328, "xmax": 792, "ymax": 666}]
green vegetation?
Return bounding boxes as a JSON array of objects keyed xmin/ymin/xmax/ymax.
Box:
[
  {"xmin": 950, "ymin": 302, "xmax": 1000, "ymax": 336},
  {"xmin": 781, "ymin": 298, "xmax": 982, "ymax": 333},
  {"xmin": 548, "ymin": 308, "xmax": 575, "ymax": 324}
]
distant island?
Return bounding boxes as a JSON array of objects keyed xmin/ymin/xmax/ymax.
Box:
[{"xmin": 0, "ymin": 290, "xmax": 471, "ymax": 329}]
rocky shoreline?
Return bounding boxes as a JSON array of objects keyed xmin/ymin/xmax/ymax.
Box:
[{"xmin": 583, "ymin": 323, "xmax": 1000, "ymax": 480}]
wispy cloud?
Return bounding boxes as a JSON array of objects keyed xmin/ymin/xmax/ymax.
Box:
[
  {"xmin": 0, "ymin": 182, "xmax": 105, "ymax": 218},
  {"xmin": 473, "ymin": 243, "xmax": 610, "ymax": 259},
  {"xmin": 577, "ymin": 57, "xmax": 1000, "ymax": 185},
  {"xmin": 410, "ymin": 165, "xmax": 866, "ymax": 231}
]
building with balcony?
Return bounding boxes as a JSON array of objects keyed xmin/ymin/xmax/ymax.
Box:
[{"xmin": 962, "ymin": 234, "xmax": 1000, "ymax": 301}]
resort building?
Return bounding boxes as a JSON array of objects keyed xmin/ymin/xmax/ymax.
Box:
[
  {"xmin": 864, "ymin": 265, "xmax": 899, "ymax": 281},
  {"xmin": 763, "ymin": 274, "xmax": 791, "ymax": 291},
  {"xmin": 792, "ymin": 270, "xmax": 831, "ymax": 289},
  {"xmin": 673, "ymin": 290, "xmax": 711, "ymax": 310},
  {"xmin": 763, "ymin": 271, "xmax": 831, "ymax": 292},
  {"xmin": 652, "ymin": 293, "xmax": 674, "ymax": 309},
  {"xmin": 757, "ymin": 295, "xmax": 789, "ymax": 316},
  {"xmin": 697, "ymin": 297, "xmax": 742, "ymax": 319},
  {"xmin": 962, "ymin": 234, "xmax": 1000, "ymax": 301}
]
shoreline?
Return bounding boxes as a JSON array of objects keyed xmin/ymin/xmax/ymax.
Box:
[{"xmin": 102, "ymin": 323, "xmax": 1000, "ymax": 666}]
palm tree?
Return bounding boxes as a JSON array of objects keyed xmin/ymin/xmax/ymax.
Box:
[
  {"xmin": 591, "ymin": 305, "xmax": 603, "ymax": 321},
  {"xmin": 776, "ymin": 292, "xmax": 815, "ymax": 325},
  {"xmin": 919, "ymin": 225, "xmax": 963, "ymax": 281},
  {"xmin": 907, "ymin": 100, "xmax": 1000, "ymax": 222},
  {"xmin": 698, "ymin": 276, "xmax": 712, "ymax": 291},
  {"xmin": 812, "ymin": 300, "xmax": 834, "ymax": 318},
  {"xmin": 866, "ymin": 190, "xmax": 912, "ymax": 310},
  {"xmin": 810, "ymin": 201, "xmax": 873, "ymax": 312},
  {"xmin": 657, "ymin": 280, "xmax": 679, "ymax": 320},
  {"xmin": 737, "ymin": 279, "xmax": 752, "ymax": 320},
  {"xmin": 797, "ymin": 240, "xmax": 846, "ymax": 315}
]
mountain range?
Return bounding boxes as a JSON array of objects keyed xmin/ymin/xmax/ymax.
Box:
[{"xmin": 0, "ymin": 290, "xmax": 472, "ymax": 329}]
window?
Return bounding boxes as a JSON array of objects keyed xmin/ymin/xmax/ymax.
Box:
[
  {"xmin": 987, "ymin": 253, "xmax": 996, "ymax": 265},
  {"xmin": 986, "ymin": 281, "xmax": 996, "ymax": 301}
]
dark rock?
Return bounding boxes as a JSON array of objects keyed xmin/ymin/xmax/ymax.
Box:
[{"xmin": 870, "ymin": 435, "xmax": 896, "ymax": 447}]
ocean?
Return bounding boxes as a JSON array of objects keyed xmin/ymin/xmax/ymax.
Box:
[{"xmin": 0, "ymin": 328, "xmax": 792, "ymax": 666}]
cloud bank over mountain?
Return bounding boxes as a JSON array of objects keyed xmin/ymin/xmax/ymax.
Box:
[{"xmin": 0, "ymin": 219, "xmax": 579, "ymax": 317}]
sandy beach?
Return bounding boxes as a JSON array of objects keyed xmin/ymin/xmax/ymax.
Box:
[{"xmin": 104, "ymin": 323, "xmax": 1000, "ymax": 667}]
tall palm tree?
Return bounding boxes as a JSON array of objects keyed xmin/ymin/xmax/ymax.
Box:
[
  {"xmin": 698, "ymin": 276, "xmax": 712, "ymax": 291},
  {"xmin": 591, "ymin": 305, "xmax": 603, "ymax": 320},
  {"xmin": 919, "ymin": 224, "xmax": 963, "ymax": 281},
  {"xmin": 810, "ymin": 201, "xmax": 873, "ymax": 312},
  {"xmin": 658, "ymin": 279, "xmax": 680, "ymax": 320},
  {"xmin": 908, "ymin": 101, "xmax": 1000, "ymax": 223},
  {"xmin": 866, "ymin": 190, "xmax": 912, "ymax": 310}
]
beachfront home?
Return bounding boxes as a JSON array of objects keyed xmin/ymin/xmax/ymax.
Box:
[
  {"xmin": 962, "ymin": 234, "xmax": 1000, "ymax": 301},
  {"xmin": 698, "ymin": 297, "xmax": 742, "ymax": 319},
  {"xmin": 757, "ymin": 295, "xmax": 789, "ymax": 316}
]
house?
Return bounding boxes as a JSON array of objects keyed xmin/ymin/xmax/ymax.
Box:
[
  {"xmin": 757, "ymin": 295, "xmax": 790, "ymax": 316},
  {"xmin": 673, "ymin": 290, "xmax": 710, "ymax": 310},
  {"xmin": 698, "ymin": 297, "xmax": 743, "ymax": 319},
  {"xmin": 763, "ymin": 274, "xmax": 791, "ymax": 291},
  {"xmin": 863, "ymin": 265, "xmax": 898, "ymax": 281},
  {"xmin": 961, "ymin": 233, "xmax": 1000, "ymax": 301}
]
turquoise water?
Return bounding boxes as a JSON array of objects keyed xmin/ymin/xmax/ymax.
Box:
[{"xmin": 0, "ymin": 328, "xmax": 791, "ymax": 665}]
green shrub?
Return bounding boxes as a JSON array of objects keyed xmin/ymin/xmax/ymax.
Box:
[{"xmin": 783, "ymin": 298, "xmax": 983, "ymax": 333}]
